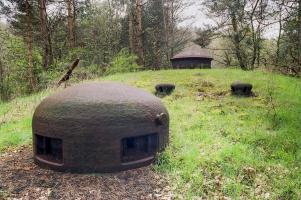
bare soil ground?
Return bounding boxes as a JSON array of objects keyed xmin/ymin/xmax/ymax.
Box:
[{"xmin": 0, "ymin": 146, "xmax": 172, "ymax": 200}]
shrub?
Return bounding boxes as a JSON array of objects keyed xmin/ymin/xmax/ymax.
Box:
[
  {"xmin": 0, "ymin": 29, "xmax": 42, "ymax": 101},
  {"xmin": 105, "ymin": 49, "xmax": 140, "ymax": 75}
]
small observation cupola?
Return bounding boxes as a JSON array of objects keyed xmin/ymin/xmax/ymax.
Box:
[{"xmin": 32, "ymin": 82, "xmax": 169, "ymax": 173}]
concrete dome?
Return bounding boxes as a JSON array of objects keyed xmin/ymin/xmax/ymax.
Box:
[{"xmin": 32, "ymin": 82, "xmax": 169, "ymax": 173}]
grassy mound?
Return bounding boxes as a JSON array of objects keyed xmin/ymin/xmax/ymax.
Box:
[{"xmin": 0, "ymin": 69, "xmax": 300, "ymax": 199}]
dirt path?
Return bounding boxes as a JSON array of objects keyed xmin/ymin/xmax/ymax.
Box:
[{"xmin": 0, "ymin": 146, "xmax": 173, "ymax": 200}]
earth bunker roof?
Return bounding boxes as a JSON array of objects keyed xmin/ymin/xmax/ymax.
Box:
[{"xmin": 171, "ymin": 44, "xmax": 213, "ymax": 60}]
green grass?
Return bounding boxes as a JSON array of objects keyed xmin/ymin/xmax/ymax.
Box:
[{"xmin": 1, "ymin": 69, "xmax": 301, "ymax": 199}]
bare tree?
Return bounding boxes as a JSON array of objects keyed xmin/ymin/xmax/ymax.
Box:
[
  {"xmin": 126, "ymin": 0, "xmax": 144, "ymax": 65},
  {"xmin": 297, "ymin": 0, "xmax": 301, "ymax": 66},
  {"xmin": 25, "ymin": 0, "xmax": 36, "ymax": 91},
  {"xmin": 39, "ymin": 0, "xmax": 53, "ymax": 69},
  {"xmin": 66, "ymin": 0, "xmax": 75, "ymax": 48},
  {"xmin": 134, "ymin": 0, "xmax": 144, "ymax": 65},
  {"xmin": 202, "ymin": 0, "xmax": 273, "ymax": 70},
  {"xmin": 165, "ymin": 0, "xmax": 191, "ymax": 58},
  {"xmin": 275, "ymin": 0, "xmax": 284, "ymax": 64},
  {"xmin": 128, "ymin": 2, "xmax": 134, "ymax": 52},
  {"xmin": 230, "ymin": 9, "xmax": 247, "ymax": 70}
]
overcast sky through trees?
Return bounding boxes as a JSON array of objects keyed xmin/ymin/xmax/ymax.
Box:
[
  {"xmin": 0, "ymin": 0, "xmax": 279, "ymax": 38},
  {"xmin": 180, "ymin": 0, "xmax": 279, "ymax": 38}
]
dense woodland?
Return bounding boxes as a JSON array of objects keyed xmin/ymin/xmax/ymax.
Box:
[{"xmin": 0, "ymin": 0, "xmax": 300, "ymax": 101}]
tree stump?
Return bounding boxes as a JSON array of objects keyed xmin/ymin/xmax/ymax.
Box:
[
  {"xmin": 155, "ymin": 84, "xmax": 175, "ymax": 95},
  {"xmin": 231, "ymin": 81, "xmax": 253, "ymax": 96}
]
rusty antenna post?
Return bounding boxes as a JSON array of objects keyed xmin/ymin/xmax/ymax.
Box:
[{"xmin": 57, "ymin": 58, "xmax": 80, "ymax": 87}]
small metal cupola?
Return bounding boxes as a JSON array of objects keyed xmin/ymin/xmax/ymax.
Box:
[{"xmin": 32, "ymin": 82, "xmax": 169, "ymax": 173}]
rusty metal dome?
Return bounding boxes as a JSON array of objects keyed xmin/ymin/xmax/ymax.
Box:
[{"xmin": 32, "ymin": 82, "xmax": 169, "ymax": 173}]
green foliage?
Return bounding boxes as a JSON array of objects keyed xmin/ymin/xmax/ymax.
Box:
[
  {"xmin": 279, "ymin": 16, "xmax": 301, "ymax": 70},
  {"xmin": 36, "ymin": 68, "xmax": 61, "ymax": 90},
  {"xmin": 194, "ymin": 27, "xmax": 215, "ymax": 48},
  {"xmin": 105, "ymin": 49, "xmax": 140, "ymax": 75},
  {"xmin": 0, "ymin": 0, "xmax": 191, "ymax": 101},
  {"xmin": 0, "ymin": 28, "xmax": 42, "ymax": 101},
  {"xmin": 74, "ymin": 2, "xmax": 123, "ymax": 65}
]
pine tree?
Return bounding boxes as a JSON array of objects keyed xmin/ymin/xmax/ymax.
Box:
[{"xmin": 6, "ymin": 0, "xmax": 39, "ymax": 91}]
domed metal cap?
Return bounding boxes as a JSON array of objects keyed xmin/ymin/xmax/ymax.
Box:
[{"xmin": 32, "ymin": 82, "xmax": 169, "ymax": 173}]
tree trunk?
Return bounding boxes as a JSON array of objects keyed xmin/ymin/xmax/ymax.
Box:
[
  {"xmin": 25, "ymin": 0, "xmax": 36, "ymax": 92},
  {"xmin": 256, "ymin": 28, "xmax": 261, "ymax": 67},
  {"xmin": 276, "ymin": 6, "xmax": 282, "ymax": 64},
  {"xmin": 66, "ymin": 0, "xmax": 75, "ymax": 48},
  {"xmin": 128, "ymin": 11, "xmax": 134, "ymax": 53},
  {"xmin": 256, "ymin": 0, "xmax": 264, "ymax": 67},
  {"xmin": 0, "ymin": 59, "xmax": 4, "ymax": 100},
  {"xmin": 39, "ymin": 0, "xmax": 52, "ymax": 70},
  {"xmin": 135, "ymin": 0, "xmax": 144, "ymax": 65},
  {"xmin": 297, "ymin": 0, "xmax": 301, "ymax": 64},
  {"xmin": 275, "ymin": 0, "xmax": 284, "ymax": 64},
  {"xmin": 250, "ymin": 0, "xmax": 260, "ymax": 69},
  {"xmin": 161, "ymin": 0, "xmax": 170, "ymax": 62},
  {"xmin": 128, "ymin": 1, "xmax": 134, "ymax": 53},
  {"xmin": 169, "ymin": 0, "xmax": 175, "ymax": 58},
  {"xmin": 231, "ymin": 13, "xmax": 247, "ymax": 70},
  {"xmin": 250, "ymin": 19, "xmax": 257, "ymax": 69}
]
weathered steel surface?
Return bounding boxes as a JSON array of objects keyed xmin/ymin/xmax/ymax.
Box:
[
  {"xmin": 155, "ymin": 84, "xmax": 175, "ymax": 95},
  {"xmin": 32, "ymin": 82, "xmax": 169, "ymax": 173},
  {"xmin": 231, "ymin": 81, "xmax": 253, "ymax": 96}
]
